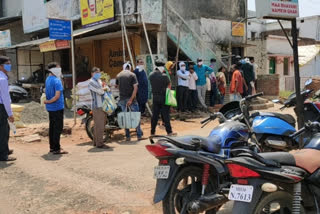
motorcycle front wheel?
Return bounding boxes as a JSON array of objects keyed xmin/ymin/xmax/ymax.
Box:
[
  {"xmin": 85, "ymin": 116, "xmax": 110, "ymax": 142},
  {"xmin": 253, "ymin": 191, "xmax": 305, "ymax": 214},
  {"xmin": 163, "ymin": 166, "xmax": 219, "ymax": 214}
]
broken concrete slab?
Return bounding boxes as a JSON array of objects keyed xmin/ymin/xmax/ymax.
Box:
[{"xmin": 22, "ymin": 134, "xmax": 41, "ymax": 143}]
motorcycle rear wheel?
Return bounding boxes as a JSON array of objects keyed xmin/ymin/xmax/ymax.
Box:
[
  {"xmin": 163, "ymin": 166, "xmax": 219, "ymax": 214},
  {"xmin": 253, "ymin": 191, "xmax": 305, "ymax": 214},
  {"xmin": 86, "ymin": 116, "xmax": 110, "ymax": 142}
]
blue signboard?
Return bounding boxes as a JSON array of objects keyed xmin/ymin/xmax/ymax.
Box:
[{"xmin": 49, "ymin": 19, "xmax": 71, "ymax": 41}]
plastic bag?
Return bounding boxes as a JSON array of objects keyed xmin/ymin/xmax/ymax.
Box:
[
  {"xmin": 117, "ymin": 107, "xmax": 141, "ymax": 129},
  {"xmin": 102, "ymin": 92, "xmax": 117, "ymax": 115},
  {"xmin": 165, "ymin": 88, "xmax": 177, "ymax": 107}
]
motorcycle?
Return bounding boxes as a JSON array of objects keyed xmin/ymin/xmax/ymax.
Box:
[
  {"xmin": 145, "ymin": 93, "xmax": 271, "ymax": 214},
  {"xmin": 9, "ymin": 84, "xmax": 29, "ymax": 103},
  {"xmin": 225, "ymin": 121, "xmax": 320, "ymax": 214},
  {"xmin": 76, "ymin": 101, "xmax": 122, "ymax": 141}
]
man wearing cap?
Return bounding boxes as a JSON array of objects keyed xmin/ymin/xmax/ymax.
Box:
[
  {"xmin": 194, "ymin": 58, "xmax": 214, "ymax": 111},
  {"xmin": 0, "ymin": 56, "xmax": 16, "ymax": 161},
  {"xmin": 176, "ymin": 62, "xmax": 190, "ymax": 112}
]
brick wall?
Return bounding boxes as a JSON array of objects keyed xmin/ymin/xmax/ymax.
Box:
[{"xmin": 257, "ymin": 74, "xmax": 280, "ymax": 96}]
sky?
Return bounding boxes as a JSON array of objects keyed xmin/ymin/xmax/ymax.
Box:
[{"xmin": 248, "ymin": 0, "xmax": 320, "ymax": 18}]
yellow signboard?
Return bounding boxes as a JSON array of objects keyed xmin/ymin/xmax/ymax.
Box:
[
  {"xmin": 232, "ymin": 22, "xmax": 245, "ymax": 37},
  {"xmin": 39, "ymin": 41, "xmax": 56, "ymax": 52},
  {"xmin": 80, "ymin": 0, "xmax": 114, "ymax": 27}
]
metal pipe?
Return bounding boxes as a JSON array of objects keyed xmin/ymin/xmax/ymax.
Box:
[
  {"xmin": 119, "ymin": 0, "xmax": 135, "ymax": 68},
  {"xmin": 140, "ymin": 12, "xmax": 155, "ymax": 68},
  {"xmin": 278, "ymin": 20, "xmax": 293, "ymax": 49},
  {"xmin": 71, "ymin": 20, "xmax": 77, "ymax": 125}
]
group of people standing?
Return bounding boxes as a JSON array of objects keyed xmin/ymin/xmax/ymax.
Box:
[
  {"xmin": 176, "ymin": 58, "xmax": 227, "ymax": 113},
  {"xmin": 230, "ymin": 56, "xmax": 257, "ymax": 101},
  {"xmin": 0, "ymin": 54, "xmax": 258, "ymax": 162}
]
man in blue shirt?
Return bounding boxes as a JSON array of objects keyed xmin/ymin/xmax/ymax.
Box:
[
  {"xmin": 193, "ymin": 58, "xmax": 213, "ymax": 110},
  {"xmin": 0, "ymin": 56, "xmax": 16, "ymax": 161},
  {"xmin": 44, "ymin": 62, "xmax": 68, "ymax": 155}
]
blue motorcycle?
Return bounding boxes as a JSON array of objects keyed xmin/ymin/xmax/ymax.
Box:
[
  {"xmin": 145, "ymin": 93, "xmax": 273, "ymax": 214},
  {"xmin": 145, "ymin": 88, "xmax": 320, "ymax": 214}
]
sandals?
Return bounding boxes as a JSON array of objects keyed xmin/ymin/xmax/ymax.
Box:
[{"xmin": 52, "ymin": 149, "xmax": 69, "ymax": 155}]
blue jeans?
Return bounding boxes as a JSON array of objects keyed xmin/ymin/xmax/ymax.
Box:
[{"xmin": 118, "ymin": 99, "xmax": 143, "ymax": 139}]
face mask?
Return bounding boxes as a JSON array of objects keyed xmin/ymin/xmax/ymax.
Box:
[
  {"xmin": 198, "ymin": 62, "xmax": 203, "ymax": 66},
  {"xmin": 138, "ymin": 65, "xmax": 144, "ymax": 71},
  {"xmin": 3, "ymin": 64, "xmax": 11, "ymax": 72},
  {"xmin": 181, "ymin": 66, "xmax": 186, "ymax": 71},
  {"xmin": 93, "ymin": 73, "xmax": 101, "ymax": 80},
  {"xmin": 50, "ymin": 67, "xmax": 62, "ymax": 79}
]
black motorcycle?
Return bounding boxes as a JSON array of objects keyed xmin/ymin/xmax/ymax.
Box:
[
  {"xmin": 226, "ymin": 121, "xmax": 320, "ymax": 214},
  {"xmin": 77, "ymin": 105, "xmax": 122, "ymax": 141}
]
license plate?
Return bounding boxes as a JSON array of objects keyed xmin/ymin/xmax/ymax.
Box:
[
  {"xmin": 228, "ymin": 184, "xmax": 254, "ymax": 203},
  {"xmin": 154, "ymin": 166, "xmax": 170, "ymax": 179}
]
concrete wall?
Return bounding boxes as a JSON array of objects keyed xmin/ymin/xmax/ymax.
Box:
[
  {"xmin": 300, "ymin": 55, "xmax": 320, "ymax": 78},
  {"xmin": 3, "ymin": 0, "xmax": 23, "ymax": 17},
  {"xmin": 266, "ymin": 36, "xmax": 292, "ymax": 55},
  {"xmin": 246, "ymin": 40, "xmax": 268, "ymax": 75},
  {"xmin": 168, "ymin": 0, "xmax": 246, "ymax": 20},
  {"xmin": 201, "ymin": 18, "xmax": 246, "ymax": 46},
  {"xmin": 266, "ymin": 16, "xmax": 320, "ymax": 41}
]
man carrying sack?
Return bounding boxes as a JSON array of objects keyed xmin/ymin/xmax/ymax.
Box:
[{"xmin": 116, "ymin": 63, "xmax": 143, "ymax": 142}]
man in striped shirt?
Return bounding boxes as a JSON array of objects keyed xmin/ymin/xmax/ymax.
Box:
[
  {"xmin": 88, "ymin": 67, "xmax": 109, "ymax": 149},
  {"xmin": 0, "ymin": 56, "xmax": 16, "ymax": 161}
]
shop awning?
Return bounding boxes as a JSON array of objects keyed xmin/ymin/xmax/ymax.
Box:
[
  {"xmin": 299, "ymin": 45, "xmax": 320, "ymax": 66},
  {"xmin": 73, "ymin": 20, "xmax": 119, "ymax": 37},
  {"xmin": 0, "ymin": 20, "xmax": 120, "ymax": 50}
]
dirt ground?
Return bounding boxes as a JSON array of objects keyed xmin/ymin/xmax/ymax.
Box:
[{"xmin": 0, "ymin": 104, "xmax": 295, "ymax": 214}]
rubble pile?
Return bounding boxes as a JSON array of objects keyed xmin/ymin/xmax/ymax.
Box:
[{"xmin": 21, "ymin": 102, "xmax": 49, "ymax": 124}]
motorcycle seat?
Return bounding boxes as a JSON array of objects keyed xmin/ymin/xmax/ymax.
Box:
[
  {"xmin": 259, "ymin": 152, "xmax": 296, "ymax": 166},
  {"xmin": 254, "ymin": 112, "xmax": 296, "ymax": 127},
  {"xmin": 170, "ymin": 135, "xmax": 222, "ymax": 153}
]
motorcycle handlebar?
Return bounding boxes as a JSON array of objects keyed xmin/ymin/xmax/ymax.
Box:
[
  {"xmin": 245, "ymin": 92, "xmax": 264, "ymax": 101},
  {"xmin": 200, "ymin": 114, "xmax": 218, "ymax": 124},
  {"xmin": 290, "ymin": 121, "xmax": 320, "ymax": 139}
]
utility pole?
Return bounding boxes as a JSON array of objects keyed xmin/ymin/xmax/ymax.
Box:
[
  {"xmin": 291, "ymin": 18, "xmax": 304, "ymax": 129},
  {"xmin": 157, "ymin": 0, "xmax": 168, "ymax": 60}
]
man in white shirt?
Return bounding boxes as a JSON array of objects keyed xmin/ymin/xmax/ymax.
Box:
[
  {"xmin": 176, "ymin": 62, "xmax": 190, "ymax": 112},
  {"xmin": 187, "ymin": 65, "xmax": 198, "ymax": 112}
]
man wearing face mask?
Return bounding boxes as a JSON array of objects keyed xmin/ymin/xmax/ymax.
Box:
[
  {"xmin": 0, "ymin": 56, "xmax": 16, "ymax": 161},
  {"xmin": 88, "ymin": 67, "xmax": 109, "ymax": 149},
  {"xmin": 176, "ymin": 62, "xmax": 190, "ymax": 113},
  {"xmin": 134, "ymin": 59, "xmax": 148, "ymax": 115},
  {"xmin": 44, "ymin": 62, "xmax": 68, "ymax": 155},
  {"xmin": 194, "ymin": 58, "xmax": 214, "ymax": 111},
  {"xmin": 117, "ymin": 63, "xmax": 144, "ymax": 141}
]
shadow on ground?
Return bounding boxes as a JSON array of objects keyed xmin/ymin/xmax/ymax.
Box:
[
  {"xmin": 0, "ymin": 162, "xmax": 14, "ymax": 169},
  {"xmin": 41, "ymin": 153, "xmax": 63, "ymax": 161}
]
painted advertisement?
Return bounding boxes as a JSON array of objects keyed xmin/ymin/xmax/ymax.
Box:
[
  {"xmin": 232, "ymin": 22, "xmax": 245, "ymax": 37},
  {"xmin": 256, "ymin": 0, "xmax": 299, "ymax": 19},
  {"xmin": 80, "ymin": 0, "xmax": 115, "ymax": 28},
  {"xmin": 22, "ymin": 0, "xmax": 48, "ymax": 33},
  {"xmin": 0, "ymin": 30, "xmax": 11, "ymax": 48}
]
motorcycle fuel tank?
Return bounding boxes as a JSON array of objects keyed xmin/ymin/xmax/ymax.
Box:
[
  {"xmin": 253, "ymin": 116, "xmax": 296, "ymax": 136},
  {"xmin": 209, "ymin": 120, "xmax": 249, "ymax": 148}
]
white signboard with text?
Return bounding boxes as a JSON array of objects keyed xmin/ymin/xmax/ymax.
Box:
[
  {"xmin": 256, "ymin": 0, "xmax": 299, "ymax": 19},
  {"xmin": 0, "ymin": 30, "xmax": 11, "ymax": 48}
]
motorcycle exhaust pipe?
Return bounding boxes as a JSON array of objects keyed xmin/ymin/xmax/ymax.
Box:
[{"xmin": 187, "ymin": 193, "xmax": 228, "ymax": 214}]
